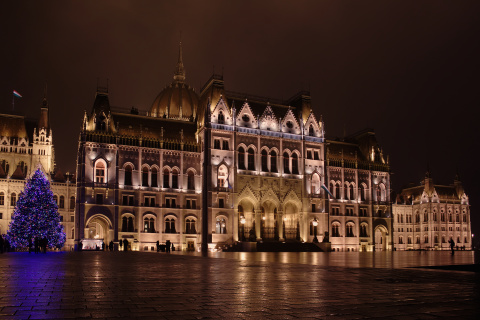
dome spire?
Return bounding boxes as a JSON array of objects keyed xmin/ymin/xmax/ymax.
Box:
[{"xmin": 173, "ymin": 42, "xmax": 186, "ymax": 82}]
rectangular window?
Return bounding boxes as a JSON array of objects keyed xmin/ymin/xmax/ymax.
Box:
[
  {"xmin": 165, "ymin": 198, "xmax": 170, "ymax": 208},
  {"xmin": 192, "ymin": 200, "xmax": 197, "ymax": 209},
  {"xmin": 219, "ymin": 198, "xmax": 224, "ymax": 208},
  {"xmin": 129, "ymin": 195, "xmax": 134, "ymax": 206},
  {"xmin": 214, "ymin": 139, "xmax": 221, "ymax": 149},
  {"xmin": 70, "ymin": 216, "xmax": 74, "ymax": 222},
  {"xmin": 186, "ymin": 200, "xmax": 191, "ymax": 209},
  {"xmin": 0, "ymin": 212, "xmax": 2, "ymax": 219},
  {"xmin": 123, "ymin": 195, "xmax": 128, "ymax": 205},
  {"xmin": 306, "ymin": 150, "xmax": 312, "ymax": 160},
  {"xmin": 314, "ymin": 151, "xmax": 320, "ymax": 160},
  {"xmin": 60, "ymin": 216, "xmax": 64, "ymax": 222},
  {"xmin": 144, "ymin": 198, "xmax": 149, "ymax": 207},
  {"xmin": 172, "ymin": 198, "xmax": 176, "ymax": 208},
  {"xmin": 222, "ymin": 140, "xmax": 229, "ymax": 150},
  {"xmin": 312, "ymin": 204, "xmax": 316, "ymax": 212},
  {"xmin": 96, "ymin": 194, "xmax": 103, "ymax": 204}
]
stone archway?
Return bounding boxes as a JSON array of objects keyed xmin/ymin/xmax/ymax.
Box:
[
  {"xmin": 85, "ymin": 214, "xmax": 112, "ymax": 244},
  {"xmin": 374, "ymin": 225, "xmax": 388, "ymax": 251}
]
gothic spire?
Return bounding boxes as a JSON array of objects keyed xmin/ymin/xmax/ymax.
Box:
[{"xmin": 173, "ymin": 42, "xmax": 186, "ymax": 83}]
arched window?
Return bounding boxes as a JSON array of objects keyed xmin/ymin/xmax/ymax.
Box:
[
  {"xmin": 415, "ymin": 213, "xmax": 420, "ymax": 223},
  {"xmin": 216, "ymin": 218, "xmax": 227, "ymax": 234},
  {"xmin": 238, "ymin": 147, "xmax": 246, "ymax": 170},
  {"xmin": 350, "ymin": 184, "xmax": 355, "ymax": 200},
  {"xmin": 346, "ymin": 223, "xmax": 354, "ymax": 237},
  {"xmin": 187, "ymin": 171, "xmax": 195, "ymax": 190},
  {"xmin": 335, "ymin": 183, "xmax": 340, "ymax": 199},
  {"xmin": 331, "ymin": 223, "xmax": 340, "ymax": 237},
  {"xmin": 270, "ymin": 150, "xmax": 277, "ymax": 172},
  {"xmin": 142, "ymin": 167, "xmax": 149, "ymax": 187},
  {"xmin": 309, "ymin": 220, "xmax": 317, "ymax": 236},
  {"xmin": 360, "ymin": 184, "xmax": 366, "ymax": 201},
  {"xmin": 124, "ymin": 165, "xmax": 133, "ymax": 186},
  {"xmin": 292, "ymin": 153, "xmax": 299, "ymax": 174},
  {"xmin": 311, "ymin": 174, "xmax": 320, "ymax": 194},
  {"xmin": 53, "ymin": 195, "xmax": 58, "ymax": 206},
  {"xmin": 163, "ymin": 169, "xmax": 170, "ymax": 188},
  {"xmin": 186, "ymin": 218, "xmax": 196, "ymax": 234},
  {"xmin": 360, "ymin": 224, "xmax": 368, "ymax": 237},
  {"xmin": 424, "ymin": 211, "xmax": 428, "ymax": 222},
  {"xmin": 144, "ymin": 217, "xmax": 155, "ymax": 233},
  {"xmin": 283, "ymin": 152, "xmax": 290, "ymax": 174},
  {"xmin": 309, "ymin": 125, "xmax": 315, "ymax": 137},
  {"xmin": 165, "ymin": 218, "xmax": 176, "ymax": 233},
  {"xmin": 218, "ymin": 111, "xmax": 225, "ymax": 124},
  {"xmin": 398, "ymin": 236, "xmax": 404, "ymax": 244},
  {"xmin": 59, "ymin": 196, "xmax": 65, "ymax": 209},
  {"xmin": 456, "ymin": 213, "xmax": 459, "ymax": 222},
  {"xmin": 344, "ymin": 183, "xmax": 350, "ymax": 199},
  {"xmin": 70, "ymin": 196, "xmax": 75, "ymax": 211},
  {"xmin": 94, "ymin": 160, "xmax": 106, "ymax": 183},
  {"xmin": 261, "ymin": 150, "xmax": 268, "ymax": 172},
  {"xmin": 172, "ymin": 169, "xmax": 178, "ymax": 189},
  {"xmin": 151, "ymin": 168, "xmax": 158, "ymax": 188},
  {"xmin": 0, "ymin": 192, "xmax": 4, "ymax": 205},
  {"xmin": 217, "ymin": 165, "xmax": 228, "ymax": 188},
  {"xmin": 122, "ymin": 217, "xmax": 128, "ymax": 232},
  {"xmin": 122, "ymin": 216, "xmax": 134, "ymax": 232},
  {"xmin": 247, "ymin": 148, "xmax": 255, "ymax": 170},
  {"xmin": 407, "ymin": 236, "xmax": 412, "ymax": 244}
]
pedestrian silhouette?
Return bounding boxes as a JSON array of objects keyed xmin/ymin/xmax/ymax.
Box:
[{"xmin": 449, "ymin": 239, "xmax": 455, "ymax": 255}]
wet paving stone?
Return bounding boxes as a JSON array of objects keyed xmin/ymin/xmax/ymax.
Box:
[{"xmin": 0, "ymin": 251, "xmax": 479, "ymax": 319}]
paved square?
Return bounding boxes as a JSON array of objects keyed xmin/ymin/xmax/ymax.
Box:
[{"xmin": 0, "ymin": 251, "xmax": 478, "ymax": 319}]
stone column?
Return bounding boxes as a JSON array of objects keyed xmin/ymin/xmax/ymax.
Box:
[{"xmin": 255, "ymin": 209, "xmax": 261, "ymax": 240}]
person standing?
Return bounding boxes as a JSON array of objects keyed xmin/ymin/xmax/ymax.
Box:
[{"xmin": 449, "ymin": 238, "xmax": 455, "ymax": 255}]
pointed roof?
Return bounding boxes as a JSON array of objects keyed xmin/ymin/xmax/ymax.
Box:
[
  {"xmin": 173, "ymin": 42, "xmax": 186, "ymax": 83},
  {"xmin": 10, "ymin": 165, "xmax": 25, "ymax": 180},
  {"xmin": 38, "ymin": 84, "xmax": 49, "ymax": 130},
  {"xmin": 0, "ymin": 165, "xmax": 6, "ymax": 178}
]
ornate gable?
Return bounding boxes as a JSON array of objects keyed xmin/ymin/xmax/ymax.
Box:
[
  {"xmin": 211, "ymin": 97, "xmax": 232, "ymax": 125},
  {"xmin": 258, "ymin": 105, "xmax": 279, "ymax": 131},
  {"xmin": 281, "ymin": 109, "xmax": 301, "ymax": 134},
  {"xmin": 304, "ymin": 112, "xmax": 323, "ymax": 137},
  {"xmin": 236, "ymin": 101, "xmax": 258, "ymax": 128},
  {"xmin": 238, "ymin": 184, "xmax": 259, "ymax": 203}
]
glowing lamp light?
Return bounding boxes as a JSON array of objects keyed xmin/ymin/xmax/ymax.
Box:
[
  {"xmin": 312, "ymin": 218, "xmax": 318, "ymax": 227},
  {"xmin": 262, "ymin": 215, "xmax": 266, "ymax": 221},
  {"xmin": 240, "ymin": 216, "xmax": 246, "ymax": 224}
]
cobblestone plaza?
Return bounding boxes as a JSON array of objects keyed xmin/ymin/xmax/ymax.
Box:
[{"xmin": 0, "ymin": 251, "xmax": 478, "ymax": 319}]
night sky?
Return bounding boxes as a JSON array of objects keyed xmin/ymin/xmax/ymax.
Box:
[{"xmin": 1, "ymin": 1, "xmax": 479, "ymax": 236}]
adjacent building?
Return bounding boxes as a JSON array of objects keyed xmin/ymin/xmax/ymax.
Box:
[
  {"xmin": 0, "ymin": 97, "xmax": 76, "ymax": 250},
  {"xmin": 392, "ymin": 173, "xmax": 472, "ymax": 250}
]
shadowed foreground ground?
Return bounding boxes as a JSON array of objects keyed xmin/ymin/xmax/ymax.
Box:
[{"xmin": 0, "ymin": 251, "xmax": 478, "ymax": 319}]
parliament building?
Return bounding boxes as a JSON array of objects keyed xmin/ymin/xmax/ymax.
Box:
[{"xmin": 0, "ymin": 46, "xmax": 472, "ymax": 252}]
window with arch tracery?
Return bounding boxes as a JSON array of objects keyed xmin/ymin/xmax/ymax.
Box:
[
  {"xmin": 142, "ymin": 167, "xmax": 149, "ymax": 187},
  {"xmin": 216, "ymin": 218, "xmax": 227, "ymax": 234},
  {"xmin": 122, "ymin": 216, "xmax": 134, "ymax": 232},
  {"xmin": 360, "ymin": 224, "xmax": 368, "ymax": 237},
  {"xmin": 95, "ymin": 161, "xmax": 106, "ymax": 183},
  {"xmin": 151, "ymin": 167, "xmax": 158, "ymax": 187},
  {"xmin": 185, "ymin": 218, "xmax": 196, "ymax": 234},
  {"xmin": 270, "ymin": 150, "xmax": 277, "ymax": 172},
  {"xmin": 172, "ymin": 169, "xmax": 178, "ymax": 189},
  {"xmin": 165, "ymin": 218, "xmax": 176, "ymax": 233},
  {"xmin": 331, "ymin": 223, "xmax": 340, "ymax": 237},
  {"xmin": 346, "ymin": 223, "xmax": 354, "ymax": 237},
  {"xmin": 0, "ymin": 192, "xmax": 4, "ymax": 205},
  {"xmin": 292, "ymin": 153, "xmax": 299, "ymax": 174},
  {"xmin": 144, "ymin": 217, "xmax": 155, "ymax": 233},
  {"xmin": 53, "ymin": 195, "xmax": 58, "ymax": 206},
  {"xmin": 309, "ymin": 125, "xmax": 315, "ymax": 136},
  {"xmin": 238, "ymin": 147, "xmax": 246, "ymax": 170},
  {"xmin": 59, "ymin": 196, "xmax": 65, "ymax": 209},
  {"xmin": 163, "ymin": 168, "xmax": 170, "ymax": 188},
  {"xmin": 187, "ymin": 171, "xmax": 195, "ymax": 190},
  {"xmin": 124, "ymin": 165, "xmax": 133, "ymax": 186},
  {"xmin": 261, "ymin": 150, "xmax": 268, "ymax": 172},
  {"xmin": 283, "ymin": 152, "xmax": 290, "ymax": 174},
  {"xmin": 247, "ymin": 148, "xmax": 255, "ymax": 170}
]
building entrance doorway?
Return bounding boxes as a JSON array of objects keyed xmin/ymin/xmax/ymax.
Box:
[{"xmin": 375, "ymin": 226, "xmax": 387, "ymax": 251}]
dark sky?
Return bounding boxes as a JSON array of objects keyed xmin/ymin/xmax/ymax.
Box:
[{"xmin": 1, "ymin": 1, "xmax": 479, "ymax": 236}]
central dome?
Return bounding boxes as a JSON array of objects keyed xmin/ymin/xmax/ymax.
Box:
[{"xmin": 150, "ymin": 44, "xmax": 198, "ymax": 120}]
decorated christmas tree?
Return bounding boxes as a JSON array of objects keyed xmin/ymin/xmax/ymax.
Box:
[{"xmin": 7, "ymin": 168, "xmax": 66, "ymax": 249}]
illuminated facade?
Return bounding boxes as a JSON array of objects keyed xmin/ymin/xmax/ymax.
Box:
[
  {"xmin": 0, "ymin": 97, "xmax": 76, "ymax": 250},
  {"xmin": 74, "ymin": 45, "xmax": 394, "ymax": 252},
  {"xmin": 392, "ymin": 173, "xmax": 472, "ymax": 250}
]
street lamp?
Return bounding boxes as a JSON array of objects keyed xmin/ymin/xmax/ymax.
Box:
[
  {"xmin": 312, "ymin": 218, "xmax": 319, "ymax": 243},
  {"xmin": 240, "ymin": 216, "xmax": 246, "ymax": 241}
]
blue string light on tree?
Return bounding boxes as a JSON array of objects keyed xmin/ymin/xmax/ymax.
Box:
[{"xmin": 7, "ymin": 168, "xmax": 66, "ymax": 249}]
